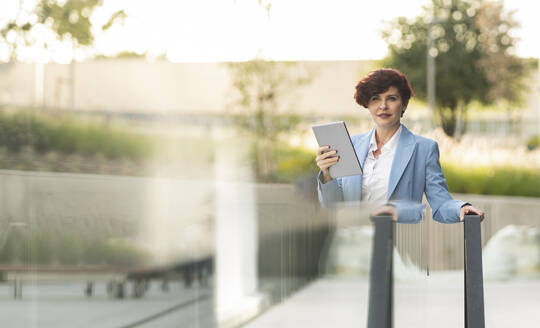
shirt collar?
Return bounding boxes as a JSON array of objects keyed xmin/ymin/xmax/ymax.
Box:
[{"xmin": 368, "ymin": 124, "xmax": 403, "ymax": 153}]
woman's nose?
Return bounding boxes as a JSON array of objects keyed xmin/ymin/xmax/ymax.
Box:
[{"xmin": 379, "ymin": 100, "xmax": 387, "ymax": 109}]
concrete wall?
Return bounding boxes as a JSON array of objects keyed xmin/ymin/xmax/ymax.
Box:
[
  {"xmin": 0, "ymin": 63, "xmax": 38, "ymax": 107},
  {"xmin": 0, "ymin": 60, "xmax": 375, "ymax": 115},
  {"xmin": 0, "ymin": 59, "xmax": 538, "ymax": 136}
]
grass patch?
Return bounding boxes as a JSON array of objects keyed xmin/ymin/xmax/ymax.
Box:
[
  {"xmin": 0, "ymin": 110, "xmax": 156, "ymax": 160},
  {"xmin": 442, "ymin": 163, "xmax": 540, "ymax": 198},
  {"xmin": 0, "ymin": 110, "xmax": 215, "ymax": 177},
  {"xmin": 0, "ymin": 231, "xmax": 150, "ymax": 266}
]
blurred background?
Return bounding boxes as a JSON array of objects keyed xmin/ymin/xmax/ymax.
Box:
[{"xmin": 0, "ymin": 0, "xmax": 538, "ymax": 327}]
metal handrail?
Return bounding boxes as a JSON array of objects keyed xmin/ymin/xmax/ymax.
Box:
[
  {"xmin": 464, "ymin": 215, "xmax": 485, "ymax": 328},
  {"xmin": 367, "ymin": 214, "xmax": 485, "ymax": 328},
  {"xmin": 367, "ymin": 215, "xmax": 394, "ymax": 328}
]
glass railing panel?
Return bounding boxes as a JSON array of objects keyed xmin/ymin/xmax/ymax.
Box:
[
  {"xmin": 473, "ymin": 195, "xmax": 540, "ymax": 328},
  {"xmin": 317, "ymin": 202, "xmax": 375, "ymax": 327},
  {"xmin": 394, "ymin": 212, "xmax": 465, "ymax": 328},
  {"xmin": 0, "ymin": 117, "xmax": 216, "ymax": 328}
]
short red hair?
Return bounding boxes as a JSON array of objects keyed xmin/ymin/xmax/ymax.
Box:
[{"xmin": 354, "ymin": 68, "xmax": 414, "ymax": 108}]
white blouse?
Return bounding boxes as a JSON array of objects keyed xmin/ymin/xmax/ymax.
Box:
[{"xmin": 361, "ymin": 125, "xmax": 402, "ymax": 202}]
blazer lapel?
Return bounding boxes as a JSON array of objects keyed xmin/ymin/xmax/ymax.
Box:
[
  {"xmin": 353, "ymin": 127, "xmax": 375, "ymax": 170},
  {"xmin": 348, "ymin": 127, "xmax": 374, "ymax": 200},
  {"xmin": 387, "ymin": 125, "xmax": 416, "ymax": 199}
]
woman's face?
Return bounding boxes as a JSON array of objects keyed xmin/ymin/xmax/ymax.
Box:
[{"xmin": 366, "ymin": 86, "xmax": 404, "ymax": 130}]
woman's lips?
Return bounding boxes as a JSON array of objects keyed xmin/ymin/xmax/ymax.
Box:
[{"xmin": 378, "ymin": 114, "xmax": 391, "ymax": 118}]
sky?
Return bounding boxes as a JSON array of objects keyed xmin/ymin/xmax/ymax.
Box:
[{"xmin": 0, "ymin": 0, "xmax": 539, "ymax": 63}]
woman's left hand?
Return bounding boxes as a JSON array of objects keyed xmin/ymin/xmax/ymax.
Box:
[
  {"xmin": 460, "ymin": 205, "xmax": 485, "ymax": 222},
  {"xmin": 370, "ymin": 205, "xmax": 398, "ymax": 222}
]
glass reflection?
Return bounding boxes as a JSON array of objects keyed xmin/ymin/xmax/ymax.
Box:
[{"xmin": 0, "ymin": 113, "xmax": 215, "ymax": 327}]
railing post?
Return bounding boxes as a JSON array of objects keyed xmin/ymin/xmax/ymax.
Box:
[
  {"xmin": 367, "ymin": 215, "xmax": 394, "ymax": 328},
  {"xmin": 464, "ymin": 215, "xmax": 485, "ymax": 328}
]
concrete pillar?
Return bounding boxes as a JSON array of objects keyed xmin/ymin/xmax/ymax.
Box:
[{"xmin": 214, "ymin": 132, "xmax": 263, "ymax": 327}]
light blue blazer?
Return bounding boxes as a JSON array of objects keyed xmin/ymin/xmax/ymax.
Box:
[{"xmin": 317, "ymin": 125, "xmax": 468, "ymax": 224}]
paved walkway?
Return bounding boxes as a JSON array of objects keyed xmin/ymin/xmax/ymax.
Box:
[
  {"xmin": 245, "ymin": 273, "xmax": 540, "ymax": 328},
  {"xmin": 0, "ymin": 281, "xmax": 214, "ymax": 328}
]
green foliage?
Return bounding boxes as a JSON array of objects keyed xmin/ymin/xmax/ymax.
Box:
[
  {"xmin": 257, "ymin": 0, "xmax": 272, "ymax": 16},
  {"xmin": 0, "ymin": 231, "xmax": 150, "ymax": 266},
  {"xmin": 101, "ymin": 238, "xmax": 150, "ymax": 266},
  {"xmin": 475, "ymin": 2, "xmax": 531, "ymax": 107},
  {"xmin": 101, "ymin": 9, "xmax": 127, "ymax": 31},
  {"xmin": 45, "ymin": 119, "xmax": 154, "ymax": 159},
  {"xmin": 443, "ymin": 163, "xmax": 540, "ymax": 197},
  {"xmin": 227, "ymin": 59, "xmax": 313, "ymax": 178},
  {"xmin": 0, "ymin": 111, "xmax": 155, "ymax": 160},
  {"xmin": 268, "ymin": 144, "xmax": 318, "ymax": 183},
  {"xmin": 227, "ymin": 59, "xmax": 312, "ymax": 141},
  {"xmin": 381, "ymin": 0, "xmax": 530, "ymax": 137},
  {"xmin": 0, "ymin": 0, "xmax": 124, "ymax": 62},
  {"xmin": 36, "ymin": 0, "xmax": 103, "ymax": 46},
  {"xmin": 526, "ymin": 135, "xmax": 540, "ymax": 150},
  {"xmin": 0, "ymin": 109, "xmax": 217, "ymax": 177},
  {"xmin": 97, "ymin": 51, "xmax": 147, "ymax": 59}
]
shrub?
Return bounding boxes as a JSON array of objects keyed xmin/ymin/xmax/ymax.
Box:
[
  {"xmin": 274, "ymin": 146, "xmax": 318, "ymax": 182},
  {"xmin": 0, "ymin": 110, "xmax": 157, "ymax": 160},
  {"xmin": 0, "ymin": 231, "xmax": 150, "ymax": 266},
  {"xmin": 254, "ymin": 143, "xmax": 318, "ymax": 183},
  {"xmin": 442, "ymin": 163, "xmax": 540, "ymax": 197},
  {"xmin": 526, "ymin": 135, "xmax": 540, "ymax": 150}
]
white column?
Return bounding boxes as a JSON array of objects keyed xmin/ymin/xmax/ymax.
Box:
[{"xmin": 214, "ymin": 131, "xmax": 262, "ymax": 327}]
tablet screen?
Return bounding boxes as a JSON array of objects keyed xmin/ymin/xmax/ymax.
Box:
[{"xmin": 312, "ymin": 121, "xmax": 363, "ymax": 178}]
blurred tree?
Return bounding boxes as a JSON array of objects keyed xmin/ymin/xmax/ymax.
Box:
[
  {"xmin": 95, "ymin": 51, "xmax": 147, "ymax": 60},
  {"xmin": 257, "ymin": 0, "xmax": 272, "ymax": 17},
  {"xmin": 0, "ymin": 0, "xmax": 126, "ymax": 62},
  {"xmin": 381, "ymin": 0, "xmax": 530, "ymax": 137},
  {"xmin": 475, "ymin": 1, "xmax": 535, "ymax": 120},
  {"xmin": 227, "ymin": 59, "xmax": 312, "ymax": 179}
]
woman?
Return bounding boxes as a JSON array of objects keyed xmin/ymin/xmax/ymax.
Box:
[{"xmin": 316, "ymin": 68, "xmax": 484, "ymax": 223}]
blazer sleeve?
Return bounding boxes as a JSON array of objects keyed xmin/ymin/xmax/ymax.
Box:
[
  {"xmin": 425, "ymin": 141, "xmax": 469, "ymax": 223},
  {"xmin": 391, "ymin": 200, "xmax": 425, "ymax": 224},
  {"xmin": 317, "ymin": 171, "xmax": 343, "ymax": 209}
]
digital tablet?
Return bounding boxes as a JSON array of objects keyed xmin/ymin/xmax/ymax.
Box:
[{"xmin": 312, "ymin": 121, "xmax": 363, "ymax": 178}]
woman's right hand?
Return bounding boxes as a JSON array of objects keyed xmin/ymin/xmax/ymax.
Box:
[{"xmin": 316, "ymin": 146, "xmax": 339, "ymax": 184}]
